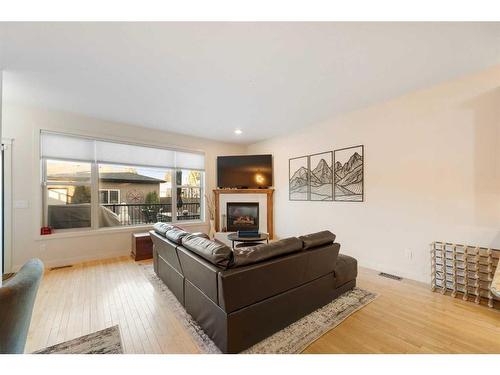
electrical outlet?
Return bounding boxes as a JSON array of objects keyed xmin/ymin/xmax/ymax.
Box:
[{"xmin": 40, "ymin": 244, "xmax": 47, "ymax": 253}]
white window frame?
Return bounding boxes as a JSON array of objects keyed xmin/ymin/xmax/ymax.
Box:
[
  {"xmin": 42, "ymin": 159, "xmax": 205, "ymax": 232},
  {"xmin": 42, "ymin": 158, "xmax": 93, "ymax": 230},
  {"xmin": 174, "ymin": 169, "xmax": 204, "ymax": 222},
  {"xmin": 99, "ymin": 189, "xmax": 121, "ymax": 204}
]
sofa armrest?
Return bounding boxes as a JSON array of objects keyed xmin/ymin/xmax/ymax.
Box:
[{"xmin": 334, "ymin": 254, "xmax": 358, "ymax": 288}]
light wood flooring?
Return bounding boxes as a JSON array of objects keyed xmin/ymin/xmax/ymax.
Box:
[{"xmin": 25, "ymin": 256, "xmax": 500, "ymax": 354}]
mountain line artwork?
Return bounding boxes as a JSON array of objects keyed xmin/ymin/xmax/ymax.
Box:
[
  {"xmin": 309, "ymin": 152, "xmax": 333, "ymax": 200},
  {"xmin": 289, "ymin": 155, "xmax": 309, "ymax": 200},
  {"xmin": 289, "ymin": 146, "xmax": 364, "ymax": 202},
  {"xmin": 289, "ymin": 151, "xmax": 333, "ymax": 201},
  {"xmin": 334, "ymin": 145, "xmax": 364, "ymax": 202}
]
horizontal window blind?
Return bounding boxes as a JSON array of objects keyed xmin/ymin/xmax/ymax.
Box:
[{"xmin": 40, "ymin": 131, "xmax": 205, "ymax": 170}]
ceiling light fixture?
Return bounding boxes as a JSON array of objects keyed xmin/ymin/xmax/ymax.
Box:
[{"xmin": 234, "ymin": 129, "xmax": 243, "ymax": 135}]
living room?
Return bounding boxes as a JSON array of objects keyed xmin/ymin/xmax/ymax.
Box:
[{"xmin": 1, "ymin": 3, "xmax": 500, "ymax": 373}]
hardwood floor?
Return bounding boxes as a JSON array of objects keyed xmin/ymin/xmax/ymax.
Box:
[
  {"xmin": 26, "ymin": 257, "xmax": 200, "ymax": 354},
  {"xmin": 26, "ymin": 256, "xmax": 500, "ymax": 354}
]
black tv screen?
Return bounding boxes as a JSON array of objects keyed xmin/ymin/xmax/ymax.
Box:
[{"xmin": 217, "ymin": 154, "xmax": 273, "ymax": 188}]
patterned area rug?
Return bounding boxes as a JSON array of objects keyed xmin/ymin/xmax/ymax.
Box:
[
  {"xmin": 33, "ymin": 325, "xmax": 123, "ymax": 354},
  {"xmin": 142, "ymin": 264, "xmax": 378, "ymax": 354}
]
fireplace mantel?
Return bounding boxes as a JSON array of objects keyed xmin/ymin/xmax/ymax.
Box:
[{"xmin": 213, "ymin": 188, "xmax": 274, "ymax": 239}]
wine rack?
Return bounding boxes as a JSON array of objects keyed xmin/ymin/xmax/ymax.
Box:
[{"xmin": 431, "ymin": 241, "xmax": 500, "ymax": 309}]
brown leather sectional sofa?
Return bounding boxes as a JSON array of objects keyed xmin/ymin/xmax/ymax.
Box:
[{"xmin": 149, "ymin": 223, "xmax": 358, "ymax": 353}]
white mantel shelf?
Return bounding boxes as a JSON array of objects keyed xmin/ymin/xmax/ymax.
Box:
[{"xmin": 213, "ymin": 188, "xmax": 274, "ymax": 239}]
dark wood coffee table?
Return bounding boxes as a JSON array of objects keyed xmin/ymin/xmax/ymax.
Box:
[{"xmin": 227, "ymin": 232, "xmax": 269, "ymax": 249}]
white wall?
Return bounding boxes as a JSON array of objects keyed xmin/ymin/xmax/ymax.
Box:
[
  {"xmin": 248, "ymin": 65, "xmax": 500, "ymax": 283},
  {"xmin": 2, "ymin": 103, "xmax": 245, "ymax": 270},
  {"xmin": 4, "ymin": 66, "xmax": 500, "ymax": 281}
]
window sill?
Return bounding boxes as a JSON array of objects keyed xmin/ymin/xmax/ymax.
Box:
[{"xmin": 35, "ymin": 220, "xmax": 207, "ymax": 241}]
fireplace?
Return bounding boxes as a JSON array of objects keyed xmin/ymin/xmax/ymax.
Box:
[
  {"xmin": 226, "ymin": 202, "xmax": 259, "ymax": 232},
  {"xmin": 214, "ymin": 189, "xmax": 274, "ymax": 239}
]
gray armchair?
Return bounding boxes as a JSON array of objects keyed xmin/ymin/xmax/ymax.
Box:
[{"xmin": 0, "ymin": 258, "xmax": 44, "ymax": 354}]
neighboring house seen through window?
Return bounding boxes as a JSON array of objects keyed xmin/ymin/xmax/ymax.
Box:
[
  {"xmin": 41, "ymin": 132, "xmax": 205, "ymax": 231},
  {"xmin": 45, "ymin": 160, "xmax": 92, "ymax": 230}
]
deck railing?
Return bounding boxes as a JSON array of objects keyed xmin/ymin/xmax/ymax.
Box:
[{"xmin": 102, "ymin": 202, "xmax": 201, "ymax": 225}]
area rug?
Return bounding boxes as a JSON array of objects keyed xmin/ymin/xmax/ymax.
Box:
[
  {"xmin": 142, "ymin": 264, "xmax": 378, "ymax": 354},
  {"xmin": 33, "ymin": 325, "xmax": 123, "ymax": 354}
]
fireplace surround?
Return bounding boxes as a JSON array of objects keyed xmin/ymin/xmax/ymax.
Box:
[
  {"xmin": 213, "ymin": 189, "xmax": 274, "ymax": 239},
  {"xmin": 226, "ymin": 202, "xmax": 259, "ymax": 232}
]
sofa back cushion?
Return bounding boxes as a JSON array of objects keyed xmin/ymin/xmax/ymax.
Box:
[
  {"xmin": 299, "ymin": 230, "xmax": 336, "ymax": 250},
  {"xmin": 177, "ymin": 246, "xmax": 221, "ymax": 303},
  {"xmin": 187, "ymin": 232, "xmax": 210, "ymax": 240},
  {"xmin": 150, "ymin": 230, "xmax": 185, "ymax": 275},
  {"xmin": 165, "ymin": 227, "xmax": 190, "ymax": 244},
  {"xmin": 153, "ymin": 222, "xmax": 175, "ymax": 236},
  {"xmin": 181, "ymin": 235, "xmax": 233, "ymax": 269},
  {"xmin": 218, "ymin": 242, "xmax": 340, "ymax": 313},
  {"xmin": 232, "ymin": 237, "xmax": 303, "ymax": 268}
]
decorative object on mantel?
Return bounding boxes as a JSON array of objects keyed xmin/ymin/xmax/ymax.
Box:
[
  {"xmin": 431, "ymin": 241, "xmax": 500, "ymax": 309},
  {"xmin": 221, "ymin": 214, "xmax": 227, "ymax": 232},
  {"xmin": 142, "ymin": 263, "xmax": 377, "ymax": 354},
  {"xmin": 204, "ymin": 193, "xmax": 216, "ymax": 239},
  {"xmin": 334, "ymin": 145, "xmax": 364, "ymax": 202}
]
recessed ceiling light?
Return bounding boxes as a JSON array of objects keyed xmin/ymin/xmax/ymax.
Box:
[{"xmin": 234, "ymin": 129, "xmax": 243, "ymax": 135}]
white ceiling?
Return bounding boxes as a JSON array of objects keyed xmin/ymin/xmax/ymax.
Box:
[{"xmin": 1, "ymin": 22, "xmax": 500, "ymax": 144}]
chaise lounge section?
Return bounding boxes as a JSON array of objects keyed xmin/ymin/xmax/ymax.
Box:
[{"xmin": 150, "ymin": 223, "xmax": 357, "ymax": 353}]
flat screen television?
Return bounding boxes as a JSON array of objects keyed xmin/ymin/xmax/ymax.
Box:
[{"xmin": 217, "ymin": 154, "xmax": 273, "ymax": 188}]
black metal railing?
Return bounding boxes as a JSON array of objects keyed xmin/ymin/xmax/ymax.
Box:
[{"xmin": 102, "ymin": 202, "xmax": 201, "ymax": 225}]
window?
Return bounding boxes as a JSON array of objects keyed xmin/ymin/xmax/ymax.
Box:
[
  {"xmin": 98, "ymin": 164, "xmax": 175, "ymax": 227},
  {"xmin": 176, "ymin": 169, "xmax": 202, "ymax": 221},
  {"xmin": 99, "ymin": 189, "xmax": 120, "ymax": 204},
  {"xmin": 44, "ymin": 160, "xmax": 92, "ymax": 229},
  {"xmin": 41, "ymin": 131, "xmax": 205, "ymax": 231}
]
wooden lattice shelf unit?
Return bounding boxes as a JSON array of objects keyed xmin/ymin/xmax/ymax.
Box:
[{"xmin": 431, "ymin": 241, "xmax": 500, "ymax": 309}]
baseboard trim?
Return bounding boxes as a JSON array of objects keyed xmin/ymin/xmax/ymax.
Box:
[
  {"xmin": 358, "ymin": 259, "xmax": 429, "ymax": 284},
  {"xmin": 13, "ymin": 250, "xmax": 130, "ymax": 272}
]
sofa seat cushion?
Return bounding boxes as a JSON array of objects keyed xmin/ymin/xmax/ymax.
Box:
[
  {"xmin": 232, "ymin": 237, "xmax": 303, "ymax": 268},
  {"xmin": 299, "ymin": 231, "xmax": 336, "ymax": 250},
  {"xmin": 165, "ymin": 227, "xmax": 190, "ymax": 244},
  {"xmin": 334, "ymin": 254, "xmax": 358, "ymax": 287},
  {"xmin": 153, "ymin": 222, "xmax": 175, "ymax": 236},
  {"xmin": 181, "ymin": 235, "xmax": 233, "ymax": 269}
]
